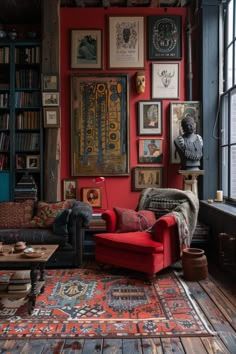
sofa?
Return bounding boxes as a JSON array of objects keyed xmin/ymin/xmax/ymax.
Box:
[{"xmin": 0, "ymin": 199, "xmax": 93, "ymax": 268}]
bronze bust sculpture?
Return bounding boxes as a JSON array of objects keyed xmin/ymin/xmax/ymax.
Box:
[{"xmin": 174, "ymin": 114, "xmax": 203, "ymax": 170}]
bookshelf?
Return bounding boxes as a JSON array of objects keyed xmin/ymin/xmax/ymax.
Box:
[{"xmin": 0, "ymin": 40, "xmax": 43, "ymax": 201}]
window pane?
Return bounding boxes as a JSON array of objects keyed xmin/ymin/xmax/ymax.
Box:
[
  {"xmin": 234, "ymin": 42, "xmax": 236, "ymax": 85},
  {"xmin": 221, "ymin": 94, "xmax": 228, "ymax": 145},
  {"xmin": 227, "ymin": 0, "xmax": 233, "ymax": 45},
  {"xmin": 231, "ymin": 89, "xmax": 236, "ymax": 143},
  {"xmin": 230, "ymin": 145, "xmax": 236, "ymax": 198},
  {"xmin": 227, "ymin": 44, "xmax": 233, "ymax": 89},
  {"xmin": 222, "ymin": 146, "xmax": 228, "ymax": 196}
]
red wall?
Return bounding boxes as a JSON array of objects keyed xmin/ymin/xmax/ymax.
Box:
[{"xmin": 60, "ymin": 7, "xmax": 187, "ymax": 210}]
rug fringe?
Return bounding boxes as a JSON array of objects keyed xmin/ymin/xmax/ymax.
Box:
[{"xmin": 174, "ymin": 271, "xmax": 217, "ymax": 336}]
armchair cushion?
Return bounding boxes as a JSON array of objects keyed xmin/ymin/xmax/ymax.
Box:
[
  {"xmin": 95, "ymin": 231, "xmax": 164, "ymax": 254},
  {"xmin": 114, "ymin": 207, "xmax": 156, "ymax": 232}
]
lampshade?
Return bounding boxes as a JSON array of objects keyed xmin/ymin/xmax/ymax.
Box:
[{"xmin": 95, "ymin": 176, "xmax": 105, "ymax": 183}]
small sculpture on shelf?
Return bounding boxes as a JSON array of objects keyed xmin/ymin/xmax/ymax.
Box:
[{"xmin": 174, "ymin": 113, "xmax": 203, "ymax": 171}]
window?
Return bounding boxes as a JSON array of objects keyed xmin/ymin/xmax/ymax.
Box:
[{"xmin": 220, "ymin": 0, "xmax": 236, "ymax": 201}]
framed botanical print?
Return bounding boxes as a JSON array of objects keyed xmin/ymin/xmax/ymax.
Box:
[
  {"xmin": 42, "ymin": 74, "xmax": 58, "ymax": 91},
  {"xmin": 138, "ymin": 138, "xmax": 163, "ymax": 164},
  {"xmin": 71, "ymin": 74, "xmax": 129, "ymax": 176},
  {"xmin": 63, "ymin": 179, "xmax": 77, "ymax": 200},
  {"xmin": 138, "ymin": 100, "xmax": 162, "ymax": 135},
  {"xmin": 152, "ymin": 62, "xmax": 179, "ymax": 99},
  {"xmin": 132, "ymin": 166, "xmax": 162, "ymax": 191},
  {"xmin": 108, "ymin": 16, "xmax": 144, "ymax": 68},
  {"xmin": 43, "ymin": 107, "xmax": 60, "ymax": 128},
  {"xmin": 71, "ymin": 29, "xmax": 102, "ymax": 69},
  {"xmin": 148, "ymin": 15, "xmax": 182, "ymax": 60},
  {"xmin": 170, "ymin": 101, "xmax": 201, "ymax": 163},
  {"xmin": 42, "ymin": 92, "xmax": 59, "ymax": 106}
]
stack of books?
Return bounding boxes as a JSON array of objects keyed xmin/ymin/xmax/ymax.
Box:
[
  {"xmin": 8, "ymin": 270, "xmax": 31, "ymax": 294},
  {"xmin": 14, "ymin": 173, "xmax": 38, "ymax": 201},
  {"xmin": 0, "ymin": 273, "xmax": 11, "ymax": 292},
  {"xmin": 89, "ymin": 212, "xmax": 106, "ymax": 229}
]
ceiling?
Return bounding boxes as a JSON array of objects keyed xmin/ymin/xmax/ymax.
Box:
[{"xmin": 0, "ymin": 0, "xmax": 189, "ymax": 25}]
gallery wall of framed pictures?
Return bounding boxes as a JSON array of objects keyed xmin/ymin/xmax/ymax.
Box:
[{"xmin": 60, "ymin": 7, "xmax": 189, "ymax": 205}]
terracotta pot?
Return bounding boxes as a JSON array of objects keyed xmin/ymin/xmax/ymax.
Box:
[{"xmin": 182, "ymin": 248, "xmax": 208, "ymax": 281}]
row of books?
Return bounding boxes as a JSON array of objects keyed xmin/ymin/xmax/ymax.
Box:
[
  {"xmin": 15, "ymin": 132, "xmax": 40, "ymax": 151},
  {"xmin": 16, "ymin": 111, "xmax": 40, "ymax": 129},
  {"xmin": 15, "ymin": 92, "xmax": 41, "ymax": 108},
  {"xmin": 0, "ymin": 47, "xmax": 10, "ymax": 64},
  {"xmin": 15, "ymin": 69, "xmax": 40, "ymax": 89},
  {"xmin": 0, "ymin": 93, "xmax": 9, "ymax": 108},
  {"xmin": 15, "ymin": 46, "xmax": 40, "ymax": 65},
  {"xmin": 0, "ymin": 113, "xmax": 9, "ymax": 129},
  {"xmin": 0, "ymin": 132, "xmax": 10, "ymax": 151},
  {"xmin": 0, "ymin": 153, "xmax": 8, "ymax": 170}
]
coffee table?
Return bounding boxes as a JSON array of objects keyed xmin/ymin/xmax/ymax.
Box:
[{"xmin": 0, "ymin": 244, "xmax": 58, "ymax": 314}]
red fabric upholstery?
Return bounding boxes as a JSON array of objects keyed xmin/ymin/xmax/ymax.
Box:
[{"xmin": 94, "ymin": 209, "xmax": 180, "ymax": 277}]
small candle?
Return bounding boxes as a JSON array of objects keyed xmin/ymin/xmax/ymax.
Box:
[{"xmin": 216, "ymin": 190, "xmax": 223, "ymax": 202}]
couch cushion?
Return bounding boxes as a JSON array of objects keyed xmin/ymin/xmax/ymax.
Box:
[
  {"xmin": 29, "ymin": 200, "xmax": 73, "ymax": 228},
  {"xmin": 0, "ymin": 200, "xmax": 34, "ymax": 228},
  {"xmin": 114, "ymin": 207, "xmax": 156, "ymax": 232},
  {"xmin": 95, "ymin": 231, "xmax": 163, "ymax": 254},
  {"xmin": 0, "ymin": 228, "xmax": 70, "ymax": 247}
]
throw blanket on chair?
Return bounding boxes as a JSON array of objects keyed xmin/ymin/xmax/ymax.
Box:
[{"xmin": 138, "ymin": 188, "xmax": 199, "ymax": 250}]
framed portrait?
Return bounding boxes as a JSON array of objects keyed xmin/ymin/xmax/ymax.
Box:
[
  {"xmin": 71, "ymin": 29, "xmax": 102, "ymax": 69},
  {"xmin": 63, "ymin": 179, "xmax": 77, "ymax": 200},
  {"xmin": 152, "ymin": 62, "xmax": 179, "ymax": 99},
  {"xmin": 16, "ymin": 155, "xmax": 26, "ymax": 169},
  {"xmin": 148, "ymin": 15, "xmax": 182, "ymax": 60},
  {"xmin": 26, "ymin": 155, "xmax": 40, "ymax": 170},
  {"xmin": 42, "ymin": 92, "xmax": 59, "ymax": 106},
  {"xmin": 44, "ymin": 107, "xmax": 60, "ymax": 128},
  {"xmin": 82, "ymin": 187, "xmax": 101, "ymax": 208},
  {"xmin": 138, "ymin": 100, "xmax": 162, "ymax": 135},
  {"xmin": 42, "ymin": 74, "xmax": 58, "ymax": 91},
  {"xmin": 170, "ymin": 101, "xmax": 201, "ymax": 164},
  {"xmin": 108, "ymin": 16, "xmax": 144, "ymax": 68},
  {"xmin": 71, "ymin": 74, "xmax": 129, "ymax": 176},
  {"xmin": 132, "ymin": 166, "xmax": 162, "ymax": 191},
  {"xmin": 138, "ymin": 138, "xmax": 163, "ymax": 164}
]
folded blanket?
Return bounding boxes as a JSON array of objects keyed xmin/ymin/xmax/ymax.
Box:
[{"xmin": 138, "ymin": 188, "xmax": 199, "ymax": 250}]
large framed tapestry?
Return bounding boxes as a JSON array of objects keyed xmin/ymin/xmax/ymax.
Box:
[{"xmin": 71, "ymin": 74, "xmax": 129, "ymax": 176}]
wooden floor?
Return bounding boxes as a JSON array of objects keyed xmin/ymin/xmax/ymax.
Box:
[{"xmin": 0, "ymin": 264, "xmax": 235, "ymax": 354}]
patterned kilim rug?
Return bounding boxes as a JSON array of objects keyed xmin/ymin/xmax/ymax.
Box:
[{"xmin": 0, "ymin": 268, "xmax": 215, "ymax": 339}]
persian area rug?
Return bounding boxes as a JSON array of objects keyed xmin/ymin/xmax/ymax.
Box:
[{"xmin": 0, "ymin": 268, "xmax": 214, "ymax": 339}]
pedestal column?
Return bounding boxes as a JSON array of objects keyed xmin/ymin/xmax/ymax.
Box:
[{"xmin": 179, "ymin": 170, "xmax": 204, "ymax": 197}]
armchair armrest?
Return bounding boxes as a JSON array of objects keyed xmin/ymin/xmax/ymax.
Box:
[
  {"xmin": 151, "ymin": 214, "xmax": 180, "ymax": 267},
  {"xmin": 102, "ymin": 209, "xmax": 117, "ymax": 232}
]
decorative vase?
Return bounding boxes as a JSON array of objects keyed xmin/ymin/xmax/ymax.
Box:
[{"xmin": 182, "ymin": 248, "xmax": 208, "ymax": 281}]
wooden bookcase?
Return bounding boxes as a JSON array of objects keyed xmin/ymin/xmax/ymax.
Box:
[{"xmin": 0, "ymin": 40, "xmax": 43, "ymax": 201}]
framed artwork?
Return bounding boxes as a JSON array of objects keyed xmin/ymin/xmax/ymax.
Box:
[
  {"xmin": 42, "ymin": 74, "xmax": 58, "ymax": 91},
  {"xmin": 138, "ymin": 138, "xmax": 163, "ymax": 164},
  {"xmin": 26, "ymin": 155, "xmax": 40, "ymax": 169},
  {"xmin": 63, "ymin": 179, "xmax": 77, "ymax": 200},
  {"xmin": 132, "ymin": 166, "xmax": 162, "ymax": 191},
  {"xmin": 71, "ymin": 29, "xmax": 102, "ymax": 69},
  {"xmin": 44, "ymin": 107, "xmax": 60, "ymax": 128},
  {"xmin": 152, "ymin": 62, "xmax": 179, "ymax": 99},
  {"xmin": 170, "ymin": 101, "xmax": 201, "ymax": 164},
  {"xmin": 148, "ymin": 15, "xmax": 182, "ymax": 60},
  {"xmin": 138, "ymin": 100, "xmax": 162, "ymax": 135},
  {"xmin": 108, "ymin": 16, "xmax": 144, "ymax": 68},
  {"xmin": 42, "ymin": 92, "xmax": 59, "ymax": 106},
  {"xmin": 16, "ymin": 155, "xmax": 26, "ymax": 169},
  {"xmin": 82, "ymin": 187, "xmax": 101, "ymax": 208},
  {"xmin": 71, "ymin": 74, "xmax": 129, "ymax": 176}
]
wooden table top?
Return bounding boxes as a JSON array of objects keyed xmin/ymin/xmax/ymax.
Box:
[{"xmin": 0, "ymin": 244, "xmax": 59, "ymax": 263}]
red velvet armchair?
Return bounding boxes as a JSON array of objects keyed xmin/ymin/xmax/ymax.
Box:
[{"xmin": 94, "ymin": 209, "xmax": 180, "ymax": 278}]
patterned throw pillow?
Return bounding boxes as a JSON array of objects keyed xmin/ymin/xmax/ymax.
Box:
[
  {"xmin": 29, "ymin": 200, "xmax": 73, "ymax": 228},
  {"xmin": 143, "ymin": 197, "xmax": 188, "ymax": 219},
  {"xmin": 114, "ymin": 207, "xmax": 156, "ymax": 233},
  {"xmin": 0, "ymin": 200, "xmax": 34, "ymax": 228}
]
